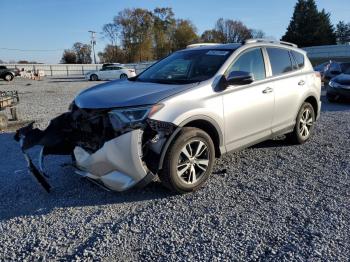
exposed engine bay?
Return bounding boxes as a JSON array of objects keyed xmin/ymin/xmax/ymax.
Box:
[{"xmin": 14, "ymin": 104, "xmax": 178, "ymax": 192}]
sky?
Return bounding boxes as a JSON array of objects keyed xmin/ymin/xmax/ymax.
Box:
[{"xmin": 1, "ymin": 0, "xmax": 349, "ymax": 63}]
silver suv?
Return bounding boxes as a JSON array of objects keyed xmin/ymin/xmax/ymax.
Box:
[{"xmin": 16, "ymin": 39, "xmax": 321, "ymax": 194}]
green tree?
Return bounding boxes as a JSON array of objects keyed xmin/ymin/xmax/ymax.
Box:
[
  {"xmin": 336, "ymin": 21, "xmax": 350, "ymax": 44},
  {"xmin": 317, "ymin": 9, "xmax": 336, "ymax": 45},
  {"xmin": 153, "ymin": 7, "xmax": 176, "ymax": 59},
  {"xmin": 115, "ymin": 8, "xmax": 154, "ymax": 62},
  {"xmin": 72, "ymin": 42, "xmax": 92, "ymax": 64},
  {"xmin": 98, "ymin": 45, "xmax": 126, "ymax": 63},
  {"xmin": 282, "ymin": 0, "xmax": 336, "ymax": 47},
  {"xmin": 172, "ymin": 19, "xmax": 198, "ymax": 50},
  {"xmin": 61, "ymin": 49, "xmax": 77, "ymax": 64}
]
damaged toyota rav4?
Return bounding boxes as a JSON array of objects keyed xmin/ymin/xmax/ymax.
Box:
[{"xmin": 15, "ymin": 39, "xmax": 321, "ymax": 194}]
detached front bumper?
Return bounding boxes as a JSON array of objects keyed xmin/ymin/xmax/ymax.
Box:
[{"xmin": 74, "ymin": 129, "xmax": 154, "ymax": 191}]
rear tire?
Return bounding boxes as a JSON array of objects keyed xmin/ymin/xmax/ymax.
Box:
[
  {"xmin": 159, "ymin": 127, "xmax": 215, "ymax": 194},
  {"xmin": 287, "ymin": 102, "xmax": 315, "ymax": 144},
  {"xmin": 4, "ymin": 73, "xmax": 14, "ymax": 82},
  {"xmin": 0, "ymin": 113, "xmax": 8, "ymax": 129},
  {"xmin": 90, "ymin": 74, "xmax": 98, "ymax": 81}
]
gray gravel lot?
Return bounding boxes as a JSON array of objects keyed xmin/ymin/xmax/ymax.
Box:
[{"xmin": 0, "ymin": 77, "xmax": 349, "ymax": 261}]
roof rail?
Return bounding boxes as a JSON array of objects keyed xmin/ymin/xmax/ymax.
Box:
[
  {"xmin": 243, "ymin": 38, "xmax": 298, "ymax": 48},
  {"xmin": 186, "ymin": 43, "xmax": 221, "ymax": 48}
]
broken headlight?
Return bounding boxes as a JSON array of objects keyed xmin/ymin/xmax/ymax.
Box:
[{"xmin": 108, "ymin": 104, "xmax": 163, "ymax": 130}]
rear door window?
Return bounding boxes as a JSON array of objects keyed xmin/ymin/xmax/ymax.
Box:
[{"xmin": 267, "ymin": 48, "xmax": 293, "ymax": 76}]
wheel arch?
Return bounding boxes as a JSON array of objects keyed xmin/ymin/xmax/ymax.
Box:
[
  {"xmin": 157, "ymin": 115, "xmax": 224, "ymax": 171},
  {"xmin": 304, "ymin": 95, "xmax": 319, "ymax": 119}
]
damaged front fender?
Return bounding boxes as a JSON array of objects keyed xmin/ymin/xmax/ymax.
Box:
[{"xmin": 14, "ymin": 108, "xmax": 178, "ymax": 193}]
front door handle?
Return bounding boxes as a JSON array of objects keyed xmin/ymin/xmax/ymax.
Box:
[
  {"xmin": 262, "ymin": 87, "xmax": 273, "ymax": 94},
  {"xmin": 298, "ymin": 80, "xmax": 305, "ymax": 86}
]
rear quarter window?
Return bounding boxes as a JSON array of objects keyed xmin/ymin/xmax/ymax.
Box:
[
  {"xmin": 292, "ymin": 51, "xmax": 305, "ymax": 68},
  {"xmin": 267, "ymin": 48, "xmax": 293, "ymax": 76}
]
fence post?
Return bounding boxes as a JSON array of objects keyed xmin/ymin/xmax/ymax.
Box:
[
  {"xmin": 50, "ymin": 65, "xmax": 53, "ymax": 76},
  {"xmin": 82, "ymin": 66, "xmax": 84, "ymax": 75},
  {"xmin": 66, "ymin": 65, "xmax": 69, "ymax": 76}
]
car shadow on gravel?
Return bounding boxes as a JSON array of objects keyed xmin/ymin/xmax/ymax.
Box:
[{"xmin": 0, "ymin": 132, "xmax": 172, "ymax": 221}]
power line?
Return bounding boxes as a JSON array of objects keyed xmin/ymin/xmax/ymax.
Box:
[{"xmin": 0, "ymin": 47, "xmax": 65, "ymax": 52}]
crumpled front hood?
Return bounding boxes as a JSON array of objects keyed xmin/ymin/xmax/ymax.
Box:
[
  {"xmin": 75, "ymin": 80, "xmax": 196, "ymax": 109},
  {"xmin": 332, "ymin": 74, "xmax": 350, "ymax": 86}
]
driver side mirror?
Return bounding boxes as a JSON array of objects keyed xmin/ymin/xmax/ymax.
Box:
[{"xmin": 225, "ymin": 71, "xmax": 254, "ymax": 86}]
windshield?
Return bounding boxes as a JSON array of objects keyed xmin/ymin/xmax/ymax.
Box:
[{"xmin": 135, "ymin": 49, "xmax": 233, "ymax": 84}]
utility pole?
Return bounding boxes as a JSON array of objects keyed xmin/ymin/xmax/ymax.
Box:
[{"xmin": 88, "ymin": 30, "xmax": 97, "ymax": 64}]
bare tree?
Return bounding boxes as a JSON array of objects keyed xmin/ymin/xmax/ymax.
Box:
[
  {"xmin": 251, "ymin": 29, "xmax": 266, "ymax": 39},
  {"xmin": 102, "ymin": 23, "xmax": 120, "ymax": 46},
  {"xmin": 215, "ymin": 18, "xmax": 252, "ymax": 43},
  {"xmin": 201, "ymin": 29, "xmax": 225, "ymax": 43}
]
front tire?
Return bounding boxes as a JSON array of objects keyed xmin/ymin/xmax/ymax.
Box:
[
  {"xmin": 120, "ymin": 73, "xmax": 128, "ymax": 80},
  {"xmin": 287, "ymin": 102, "xmax": 315, "ymax": 144},
  {"xmin": 159, "ymin": 127, "xmax": 215, "ymax": 194}
]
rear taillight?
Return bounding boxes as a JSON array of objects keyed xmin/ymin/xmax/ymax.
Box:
[{"xmin": 129, "ymin": 69, "xmax": 135, "ymax": 73}]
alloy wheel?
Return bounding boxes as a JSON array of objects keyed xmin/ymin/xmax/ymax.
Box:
[
  {"xmin": 5, "ymin": 74, "xmax": 12, "ymax": 81},
  {"xmin": 176, "ymin": 140, "xmax": 209, "ymax": 185},
  {"xmin": 299, "ymin": 108, "xmax": 313, "ymax": 138}
]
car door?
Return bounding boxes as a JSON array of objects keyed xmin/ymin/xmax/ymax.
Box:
[
  {"xmin": 265, "ymin": 47, "xmax": 304, "ymax": 133},
  {"xmin": 108, "ymin": 66, "xmax": 121, "ymax": 80},
  {"xmin": 98, "ymin": 68, "xmax": 109, "ymax": 80},
  {"xmin": 223, "ymin": 48, "xmax": 274, "ymax": 152}
]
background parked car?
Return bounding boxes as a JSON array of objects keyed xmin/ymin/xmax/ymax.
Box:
[
  {"xmin": 85, "ymin": 65, "xmax": 136, "ymax": 81},
  {"xmin": 326, "ymin": 65, "xmax": 350, "ymax": 102},
  {"xmin": 323, "ymin": 61, "xmax": 350, "ymax": 84},
  {"xmin": 314, "ymin": 61, "xmax": 330, "ymax": 80},
  {"xmin": 0, "ymin": 66, "xmax": 17, "ymax": 81}
]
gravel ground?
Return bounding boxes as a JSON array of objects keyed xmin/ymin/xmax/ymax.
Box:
[{"xmin": 0, "ymin": 77, "xmax": 349, "ymax": 261}]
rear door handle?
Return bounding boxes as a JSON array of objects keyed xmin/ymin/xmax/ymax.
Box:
[
  {"xmin": 298, "ymin": 80, "xmax": 305, "ymax": 86},
  {"xmin": 262, "ymin": 87, "xmax": 273, "ymax": 94}
]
